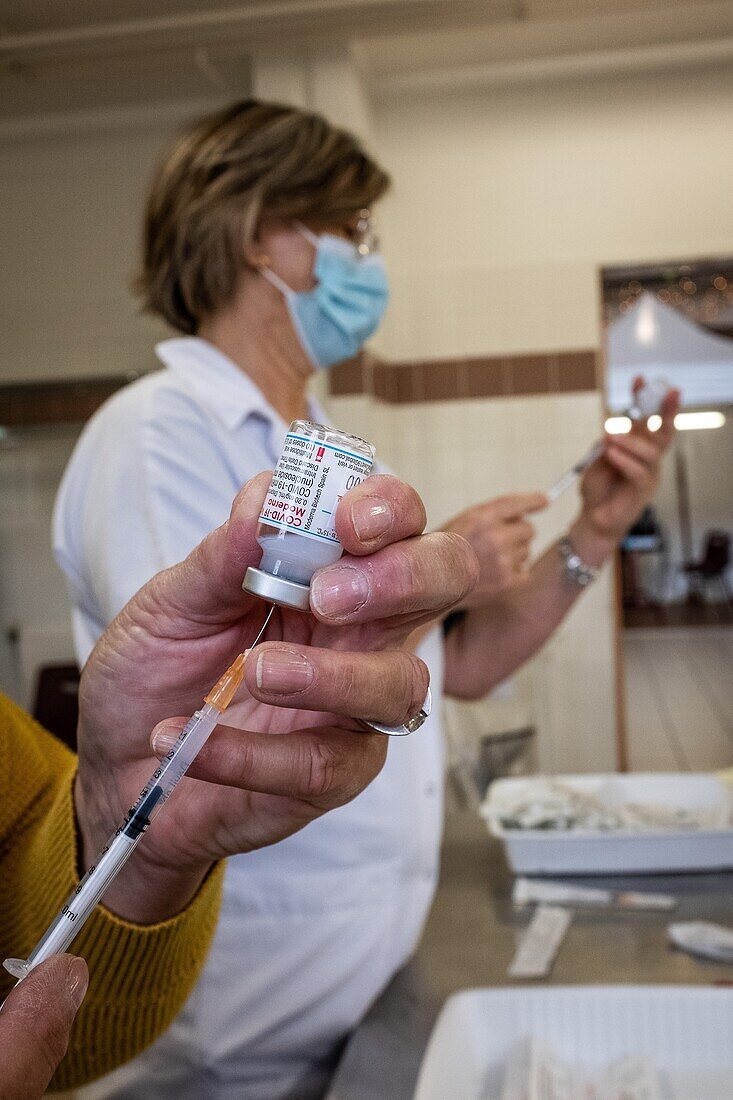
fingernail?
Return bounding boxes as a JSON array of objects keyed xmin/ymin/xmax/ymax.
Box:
[
  {"xmin": 310, "ymin": 565, "xmax": 370, "ymax": 619},
  {"xmin": 151, "ymin": 724, "xmax": 181, "ymax": 758},
  {"xmin": 351, "ymin": 497, "xmax": 393, "ymax": 542},
  {"xmin": 256, "ymin": 649, "xmax": 314, "ymax": 694},
  {"xmin": 66, "ymin": 957, "xmax": 89, "ymax": 1011}
]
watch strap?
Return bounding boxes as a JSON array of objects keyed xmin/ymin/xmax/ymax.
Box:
[{"xmin": 558, "ymin": 535, "xmax": 598, "ymax": 588}]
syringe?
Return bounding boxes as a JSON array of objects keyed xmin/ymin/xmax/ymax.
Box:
[
  {"xmin": 547, "ymin": 377, "xmax": 670, "ymax": 503},
  {"xmin": 4, "ymin": 606, "xmax": 274, "ymax": 981}
]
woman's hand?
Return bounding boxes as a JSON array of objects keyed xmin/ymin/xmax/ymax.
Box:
[
  {"xmin": 75, "ymin": 473, "xmax": 478, "ymax": 923},
  {"xmin": 572, "ymin": 380, "xmax": 680, "ymax": 562},
  {"xmin": 442, "ymin": 493, "xmax": 548, "ymax": 608}
]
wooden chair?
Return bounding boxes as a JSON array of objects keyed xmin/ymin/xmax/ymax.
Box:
[
  {"xmin": 32, "ymin": 663, "xmax": 80, "ymax": 752},
  {"xmin": 682, "ymin": 530, "xmax": 732, "ymax": 607}
]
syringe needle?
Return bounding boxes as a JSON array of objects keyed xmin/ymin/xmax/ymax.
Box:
[
  {"xmin": 547, "ymin": 440, "xmax": 604, "ymax": 502},
  {"xmin": 249, "ymin": 604, "xmax": 275, "ymax": 650}
]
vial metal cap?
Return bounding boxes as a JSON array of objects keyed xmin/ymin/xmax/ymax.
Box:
[{"xmin": 242, "ymin": 567, "xmax": 311, "ymax": 612}]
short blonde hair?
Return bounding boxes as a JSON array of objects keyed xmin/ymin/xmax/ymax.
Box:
[{"xmin": 136, "ymin": 99, "xmax": 391, "ymax": 334}]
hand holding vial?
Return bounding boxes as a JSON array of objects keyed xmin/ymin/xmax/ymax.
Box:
[
  {"xmin": 547, "ymin": 376, "xmax": 678, "ymax": 504},
  {"xmin": 74, "ymin": 467, "xmax": 478, "ymax": 926},
  {"xmin": 574, "ymin": 377, "xmax": 680, "ymax": 555}
]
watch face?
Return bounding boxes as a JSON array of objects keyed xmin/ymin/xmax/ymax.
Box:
[{"xmin": 559, "ymin": 538, "xmax": 596, "ymax": 587}]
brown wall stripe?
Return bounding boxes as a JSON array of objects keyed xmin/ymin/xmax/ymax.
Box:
[
  {"xmin": 329, "ymin": 350, "xmax": 599, "ymax": 403},
  {"xmin": 0, "ymin": 376, "xmax": 136, "ymax": 428},
  {"xmin": 0, "ymin": 351, "xmax": 599, "ymax": 429}
]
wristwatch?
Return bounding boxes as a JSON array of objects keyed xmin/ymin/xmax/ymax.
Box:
[{"xmin": 558, "ymin": 535, "xmax": 599, "ymax": 588}]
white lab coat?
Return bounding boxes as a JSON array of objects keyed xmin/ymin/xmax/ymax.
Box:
[{"xmin": 54, "ymin": 338, "xmax": 445, "ymax": 1100}]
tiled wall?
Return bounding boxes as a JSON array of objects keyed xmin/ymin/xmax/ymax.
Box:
[
  {"xmin": 326, "ymin": 384, "xmax": 619, "ymax": 775},
  {"xmin": 0, "ymin": 430, "xmax": 79, "ymax": 707},
  {"xmin": 0, "ymin": 361, "xmax": 619, "ymax": 777}
]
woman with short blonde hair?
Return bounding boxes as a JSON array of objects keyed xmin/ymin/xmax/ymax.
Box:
[
  {"xmin": 54, "ymin": 99, "xmax": 440, "ymax": 1100},
  {"xmin": 137, "ymin": 99, "xmax": 389, "ymax": 336}
]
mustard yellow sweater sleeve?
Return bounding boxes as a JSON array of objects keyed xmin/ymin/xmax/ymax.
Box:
[{"xmin": 0, "ymin": 693, "xmax": 224, "ymax": 1091}]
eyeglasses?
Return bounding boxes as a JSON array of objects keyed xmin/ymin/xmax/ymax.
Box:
[
  {"xmin": 298, "ymin": 212, "xmax": 380, "ymax": 257},
  {"xmin": 354, "ymin": 209, "xmax": 379, "ymax": 257}
]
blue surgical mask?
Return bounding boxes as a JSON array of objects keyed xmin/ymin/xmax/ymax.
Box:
[{"xmin": 262, "ymin": 227, "xmax": 389, "ymax": 369}]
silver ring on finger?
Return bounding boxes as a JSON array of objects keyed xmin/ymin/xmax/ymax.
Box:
[{"xmin": 358, "ymin": 686, "xmax": 432, "ymax": 738}]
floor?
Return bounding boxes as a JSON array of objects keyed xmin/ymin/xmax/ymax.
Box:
[{"xmin": 623, "ymin": 625, "xmax": 733, "ymax": 772}]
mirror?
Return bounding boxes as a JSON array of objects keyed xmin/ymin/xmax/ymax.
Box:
[{"xmin": 602, "ymin": 258, "xmax": 733, "ymax": 771}]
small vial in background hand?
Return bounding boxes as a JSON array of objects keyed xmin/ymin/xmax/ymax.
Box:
[
  {"xmin": 629, "ymin": 376, "xmax": 670, "ymax": 421},
  {"xmin": 243, "ymin": 420, "xmax": 375, "ymax": 611}
]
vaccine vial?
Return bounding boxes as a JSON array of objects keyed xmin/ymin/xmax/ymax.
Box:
[
  {"xmin": 242, "ymin": 420, "xmax": 375, "ymax": 611},
  {"xmin": 629, "ymin": 377, "xmax": 669, "ymax": 421}
]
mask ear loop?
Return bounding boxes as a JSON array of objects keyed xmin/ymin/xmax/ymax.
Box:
[
  {"xmin": 259, "ymin": 263, "xmax": 322, "ymax": 369},
  {"xmin": 295, "ymin": 222, "xmax": 320, "ymax": 248},
  {"xmin": 259, "ymin": 223, "xmax": 319, "ymax": 296},
  {"xmin": 260, "ymin": 266, "xmax": 295, "ymax": 298}
]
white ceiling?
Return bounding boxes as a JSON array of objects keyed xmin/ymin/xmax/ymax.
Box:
[
  {"xmin": 0, "ymin": 0, "xmax": 509, "ymax": 48},
  {"xmin": 0, "ymin": 1, "xmax": 500, "ymax": 120},
  {"xmin": 1, "ymin": 0, "xmax": 730, "ymax": 122},
  {"xmin": 0, "ymin": 0, "xmax": 712, "ymax": 37},
  {"xmin": 358, "ymin": 1, "xmax": 733, "ymax": 77}
]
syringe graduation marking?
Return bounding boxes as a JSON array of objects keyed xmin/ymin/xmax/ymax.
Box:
[{"xmin": 123, "ymin": 785, "xmax": 164, "ymax": 840}]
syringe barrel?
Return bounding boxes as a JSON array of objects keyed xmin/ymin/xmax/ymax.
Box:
[
  {"xmin": 149, "ymin": 705, "xmax": 219, "ymax": 800},
  {"xmin": 25, "ymin": 831, "xmax": 138, "ymax": 969},
  {"xmin": 33, "ymin": 834, "xmax": 137, "ymax": 961},
  {"xmin": 5, "ymin": 706, "xmax": 221, "ymax": 979}
]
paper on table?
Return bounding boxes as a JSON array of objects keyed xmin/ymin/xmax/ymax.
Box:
[
  {"xmin": 499, "ymin": 1038, "xmax": 662, "ymax": 1100},
  {"xmin": 490, "ymin": 779, "xmax": 722, "ymax": 832},
  {"xmin": 508, "ymin": 905, "xmax": 572, "ymax": 979},
  {"xmin": 513, "ymin": 877, "xmax": 677, "ymax": 911},
  {"xmin": 668, "ymin": 921, "xmax": 733, "ymax": 964}
]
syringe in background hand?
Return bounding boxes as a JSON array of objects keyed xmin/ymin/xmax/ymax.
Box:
[
  {"xmin": 546, "ymin": 377, "xmax": 670, "ymax": 504},
  {"xmin": 3, "ymin": 608, "xmax": 273, "ymax": 982}
]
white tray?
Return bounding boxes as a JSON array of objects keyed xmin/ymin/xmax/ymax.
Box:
[
  {"xmin": 414, "ymin": 986, "xmax": 733, "ymax": 1100},
  {"xmin": 481, "ymin": 773, "xmax": 733, "ymax": 875}
]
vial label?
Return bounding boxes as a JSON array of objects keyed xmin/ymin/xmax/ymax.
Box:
[{"xmin": 260, "ymin": 431, "xmax": 372, "ymax": 544}]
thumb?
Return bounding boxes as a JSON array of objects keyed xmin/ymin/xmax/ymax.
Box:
[
  {"xmin": 139, "ymin": 471, "xmax": 270, "ymax": 628},
  {"xmin": 0, "ymin": 954, "xmax": 88, "ymax": 1097}
]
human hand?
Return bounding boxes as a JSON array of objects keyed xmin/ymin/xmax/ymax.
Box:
[
  {"xmin": 0, "ymin": 954, "xmax": 88, "ymax": 1099},
  {"xmin": 76, "ymin": 473, "xmax": 478, "ymax": 923},
  {"xmin": 575, "ymin": 378, "xmax": 679, "ymax": 560},
  {"xmin": 443, "ymin": 493, "xmax": 547, "ymax": 608}
]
